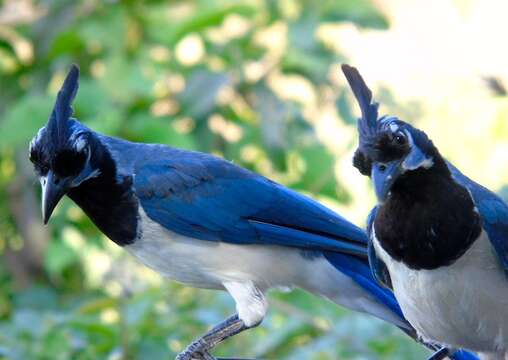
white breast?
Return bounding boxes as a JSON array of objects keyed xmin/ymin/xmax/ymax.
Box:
[{"xmin": 373, "ymin": 229, "xmax": 508, "ymax": 354}]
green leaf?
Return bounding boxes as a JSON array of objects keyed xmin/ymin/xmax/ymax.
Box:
[
  {"xmin": 0, "ymin": 94, "xmax": 52, "ymax": 149},
  {"xmin": 155, "ymin": 5, "xmax": 256, "ymax": 46},
  {"xmin": 292, "ymin": 144, "xmax": 348, "ymax": 200},
  {"xmin": 318, "ymin": 0, "xmax": 389, "ymax": 29},
  {"xmin": 44, "ymin": 239, "xmax": 78, "ymax": 275},
  {"xmin": 124, "ymin": 114, "xmax": 196, "ymax": 150}
]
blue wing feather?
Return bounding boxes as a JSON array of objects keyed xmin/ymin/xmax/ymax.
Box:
[
  {"xmin": 134, "ymin": 154, "xmax": 367, "ymax": 255},
  {"xmin": 448, "ymin": 162, "xmax": 508, "ymax": 276},
  {"xmin": 366, "ymin": 206, "xmax": 393, "ymax": 290}
]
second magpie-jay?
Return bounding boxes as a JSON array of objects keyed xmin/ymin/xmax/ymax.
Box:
[
  {"xmin": 342, "ymin": 64, "xmax": 508, "ymax": 360},
  {"xmin": 29, "ymin": 65, "xmax": 475, "ymax": 360}
]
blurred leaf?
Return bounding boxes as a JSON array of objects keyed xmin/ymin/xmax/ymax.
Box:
[
  {"xmin": 319, "ymin": 0, "xmax": 389, "ymax": 29},
  {"xmin": 13, "ymin": 286, "xmax": 58, "ymax": 311},
  {"xmin": 0, "ymin": 94, "xmax": 51, "ymax": 149},
  {"xmin": 293, "ymin": 145, "xmax": 345, "ymax": 200},
  {"xmin": 125, "ymin": 114, "xmax": 196, "ymax": 149},
  {"xmin": 154, "ymin": 4, "xmax": 256, "ymax": 46},
  {"xmin": 178, "ymin": 69, "xmax": 230, "ymax": 119},
  {"xmin": 336, "ymin": 90, "xmax": 357, "ymax": 125},
  {"xmin": 44, "ymin": 239, "xmax": 78, "ymax": 275},
  {"xmin": 48, "ymin": 31, "xmax": 85, "ymax": 59}
]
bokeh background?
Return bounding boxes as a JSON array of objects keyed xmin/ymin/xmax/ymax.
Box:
[{"xmin": 0, "ymin": 0, "xmax": 507, "ymax": 359}]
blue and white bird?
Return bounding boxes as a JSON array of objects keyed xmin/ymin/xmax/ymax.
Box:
[
  {"xmin": 30, "ymin": 65, "xmax": 471, "ymax": 360},
  {"xmin": 342, "ymin": 64, "xmax": 508, "ymax": 360}
]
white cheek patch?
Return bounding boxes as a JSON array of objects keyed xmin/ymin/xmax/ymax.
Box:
[
  {"xmin": 401, "ymin": 131, "xmax": 434, "ymax": 170},
  {"xmin": 74, "ymin": 137, "xmax": 87, "ymax": 152}
]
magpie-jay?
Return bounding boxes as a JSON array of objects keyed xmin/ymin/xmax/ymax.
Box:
[
  {"xmin": 342, "ymin": 64, "xmax": 508, "ymax": 360},
  {"xmin": 29, "ymin": 65, "xmax": 473, "ymax": 360}
]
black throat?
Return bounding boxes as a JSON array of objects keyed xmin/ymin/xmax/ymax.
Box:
[
  {"xmin": 374, "ymin": 158, "xmax": 482, "ymax": 270},
  {"xmin": 67, "ymin": 137, "xmax": 139, "ymax": 246}
]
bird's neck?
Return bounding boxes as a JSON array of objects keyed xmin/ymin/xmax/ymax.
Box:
[
  {"xmin": 374, "ymin": 157, "xmax": 482, "ymax": 270},
  {"xmin": 67, "ymin": 136, "xmax": 139, "ymax": 246}
]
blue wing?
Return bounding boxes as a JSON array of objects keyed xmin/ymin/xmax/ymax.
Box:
[
  {"xmin": 134, "ymin": 152, "xmax": 367, "ymax": 256},
  {"xmin": 365, "ymin": 206, "xmax": 393, "ymax": 290},
  {"xmin": 448, "ymin": 162, "xmax": 508, "ymax": 276}
]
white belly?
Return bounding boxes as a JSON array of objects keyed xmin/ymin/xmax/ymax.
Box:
[
  {"xmin": 374, "ymin": 230, "xmax": 508, "ymax": 354},
  {"xmin": 125, "ymin": 209, "xmax": 309, "ymax": 290},
  {"xmin": 124, "ymin": 209, "xmax": 408, "ymax": 329}
]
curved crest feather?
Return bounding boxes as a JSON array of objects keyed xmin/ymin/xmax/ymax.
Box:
[
  {"xmin": 341, "ymin": 64, "xmax": 379, "ymax": 150},
  {"xmin": 46, "ymin": 64, "xmax": 80, "ymax": 149}
]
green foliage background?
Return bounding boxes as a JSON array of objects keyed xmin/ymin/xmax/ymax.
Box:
[{"xmin": 2, "ymin": 0, "xmax": 501, "ymax": 359}]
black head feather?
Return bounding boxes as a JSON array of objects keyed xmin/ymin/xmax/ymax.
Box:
[
  {"xmin": 341, "ymin": 64, "xmax": 379, "ymax": 152},
  {"xmin": 29, "ymin": 65, "xmax": 86, "ymax": 177},
  {"xmin": 46, "ymin": 64, "xmax": 80, "ymax": 151}
]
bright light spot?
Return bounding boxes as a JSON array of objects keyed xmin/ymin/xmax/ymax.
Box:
[
  {"xmin": 268, "ymin": 72, "xmax": 316, "ymax": 108},
  {"xmin": 244, "ymin": 61, "xmax": 265, "ymax": 83},
  {"xmin": 62, "ymin": 227, "xmax": 85, "ymax": 250},
  {"xmin": 217, "ymin": 85, "xmax": 235, "ymax": 105},
  {"xmin": 90, "ymin": 60, "xmax": 106, "ymax": 78},
  {"xmin": 67, "ymin": 206, "xmax": 83, "ymax": 221},
  {"xmin": 149, "ymin": 45, "xmax": 171, "ymax": 62},
  {"xmin": 207, "ymin": 55, "xmax": 226, "ymax": 71},
  {"xmin": 101, "ymin": 309, "xmax": 119, "ymax": 324},
  {"xmin": 222, "ymin": 14, "xmax": 251, "ymax": 39},
  {"xmin": 168, "ymin": 339, "xmax": 182, "ymax": 352},
  {"xmin": 175, "ymin": 33, "xmax": 204, "ymax": 66},
  {"xmin": 241, "ymin": 145, "xmax": 262, "ymax": 162},
  {"xmin": 0, "ymin": 27, "xmax": 33, "ymax": 64},
  {"xmin": 254, "ymin": 22, "xmax": 287, "ymax": 56},
  {"xmin": 84, "ymin": 247, "xmax": 112, "ymax": 287},
  {"xmin": 153, "ymin": 79, "xmax": 169, "ymax": 98},
  {"xmin": 150, "ymin": 99, "xmax": 179, "ymax": 117},
  {"xmin": 208, "ymin": 114, "xmax": 243, "ymax": 142},
  {"xmin": 206, "ymin": 14, "xmax": 251, "ymax": 45},
  {"xmin": 167, "ymin": 74, "xmax": 186, "ymax": 93},
  {"xmin": 172, "ymin": 117, "xmax": 195, "ymax": 134}
]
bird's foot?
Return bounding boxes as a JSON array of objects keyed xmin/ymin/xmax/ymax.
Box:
[{"xmin": 176, "ymin": 314, "xmax": 250, "ymax": 360}]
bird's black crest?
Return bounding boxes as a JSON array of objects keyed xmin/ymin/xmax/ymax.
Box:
[
  {"xmin": 342, "ymin": 65, "xmax": 414, "ymax": 168},
  {"xmin": 341, "ymin": 64, "xmax": 380, "ymax": 152},
  {"xmin": 46, "ymin": 64, "xmax": 80, "ymax": 151}
]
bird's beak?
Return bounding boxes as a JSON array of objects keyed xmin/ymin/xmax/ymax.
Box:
[
  {"xmin": 41, "ymin": 171, "xmax": 67, "ymax": 224},
  {"xmin": 371, "ymin": 161, "xmax": 403, "ymax": 202}
]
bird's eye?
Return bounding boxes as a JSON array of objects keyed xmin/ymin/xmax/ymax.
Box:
[
  {"xmin": 394, "ymin": 133, "xmax": 406, "ymax": 145},
  {"xmin": 379, "ymin": 164, "xmax": 387, "ymax": 172}
]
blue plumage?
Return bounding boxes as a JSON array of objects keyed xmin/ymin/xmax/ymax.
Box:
[
  {"xmin": 135, "ymin": 155, "xmax": 367, "ymax": 255},
  {"xmin": 448, "ymin": 163, "xmax": 508, "ymax": 276}
]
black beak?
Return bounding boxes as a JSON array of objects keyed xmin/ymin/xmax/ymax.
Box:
[{"xmin": 42, "ymin": 171, "xmax": 67, "ymax": 224}]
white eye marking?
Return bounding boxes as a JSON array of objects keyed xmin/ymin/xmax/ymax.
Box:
[
  {"xmin": 419, "ymin": 158, "xmax": 434, "ymax": 169},
  {"xmin": 74, "ymin": 137, "xmax": 87, "ymax": 152},
  {"xmin": 404, "ymin": 130, "xmax": 414, "ymax": 146}
]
